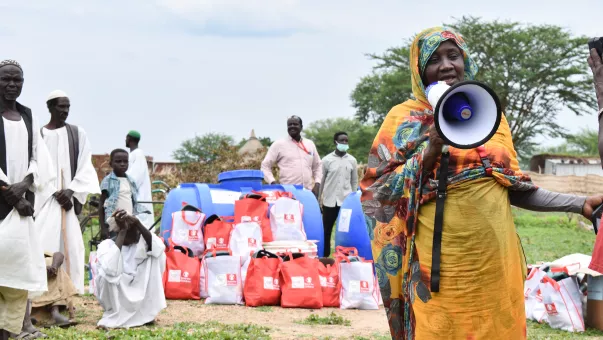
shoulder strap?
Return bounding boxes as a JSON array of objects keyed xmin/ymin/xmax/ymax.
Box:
[
  {"xmin": 430, "ymin": 151, "xmax": 449, "ymax": 293},
  {"xmin": 65, "ymin": 124, "xmax": 79, "ymax": 181},
  {"xmin": 40, "ymin": 127, "xmax": 44, "ymax": 138}
]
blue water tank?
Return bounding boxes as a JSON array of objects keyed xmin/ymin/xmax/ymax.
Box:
[
  {"xmin": 334, "ymin": 190, "xmax": 373, "ymax": 261},
  {"xmin": 160, "ymin": 170, "xmax": 325, "ymax": 257}
]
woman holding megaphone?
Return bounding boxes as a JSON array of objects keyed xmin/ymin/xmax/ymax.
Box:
[{"xmin": 360, "ymin": 26, "xmax": 603, "ymax": 340}]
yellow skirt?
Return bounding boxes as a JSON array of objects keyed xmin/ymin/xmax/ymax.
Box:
[{"xmin": 412, "ymin": 178, "xmax": 527, "ymax": 340}]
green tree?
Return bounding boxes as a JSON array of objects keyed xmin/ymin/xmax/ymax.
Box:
[
  {"xmin": 537, "ymin": 128, "xmax": 598, "ymax": 156},
  {"xmin": 172, "ymin": 133, "xmax": 234, "ymax": 163},
  {"xmin": 303, "ymin": 117, "xmax": 378, "ymax": 164},
  {"xmin": 351, "ymin": 16, "xmax": 596, "ymax": 159}
]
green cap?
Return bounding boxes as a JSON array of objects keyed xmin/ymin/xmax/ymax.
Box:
[{"xmin": 127, "ymin": 130, "xmax": 141, "ymax": 139}]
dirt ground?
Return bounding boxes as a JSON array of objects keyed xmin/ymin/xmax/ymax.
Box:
[{"xmin": 63, "ymin": 293, "xmax": 390, "ymax": 339}]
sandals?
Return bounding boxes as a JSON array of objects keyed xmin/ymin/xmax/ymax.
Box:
[
  {"xmin": 29, "ymin": 331, "xmax": 47, "ymax": 339},
  {"xmin": 12, "ymin": 330, "xmax": 47, "ymax": 339},
  {"xmin": 53, "ymin": 320, "xmax": 78, "ymax": 329}
]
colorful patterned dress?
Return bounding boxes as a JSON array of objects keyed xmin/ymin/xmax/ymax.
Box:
[{"xmin": 360, "ymin": 27, "xmax": 536, "ymax": 339}]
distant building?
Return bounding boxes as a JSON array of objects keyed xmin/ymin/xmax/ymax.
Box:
[
  {"xmin": 529, "ymin": 153, "xmax": 603, "ymax": 176},
  {"xmin": 238, "ymin": 129, "xmax": 265, "ymax": 159}
]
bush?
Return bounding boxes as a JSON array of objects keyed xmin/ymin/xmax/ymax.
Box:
[{"xmin": 154, "ymin": 142, "xmax": 278, "ymax": 187}]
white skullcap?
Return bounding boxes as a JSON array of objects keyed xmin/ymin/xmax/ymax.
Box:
[{"xmin": 47, "ymin": 90, "xmax": 68, "ymax": 102}]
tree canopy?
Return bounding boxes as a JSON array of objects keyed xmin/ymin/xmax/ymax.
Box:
[
  {"xmin": 172, "ymin": 133, "xmax": 235, "ymax": 163},
  {"xmin": 350, "ymin": 16, "xmax": 596, "ymax": 159},
  {"xmin": 303, "ymin": 117, "xmax": 378, "ymax": 164}
]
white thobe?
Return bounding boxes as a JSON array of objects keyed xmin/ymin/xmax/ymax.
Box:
[
  {"xmin": 0, "ymin": 116, "xmax": 56, "ymax": 297},
  {"xmin": 95, "ymin": 233, "xmax": 166, "ymax": 329},
  {"xmin": 37, "ymin": 126, "xmax": 101, "ymax": 294},
  {"xmin": 127, "ymin": 149, "xmax": 154, "ymax": 228}
]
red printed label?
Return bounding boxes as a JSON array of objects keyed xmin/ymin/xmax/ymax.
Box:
[
  {"xmin": 545, "ymin": 303, "xmax": 558, "ymax": 315},
  {"xmin": 227, "ymin": 274, "xmax": 238, "ymax": 286},
  {"xmin": 188, "ymin": 229, "xmax": 200, "ymax": 241}
]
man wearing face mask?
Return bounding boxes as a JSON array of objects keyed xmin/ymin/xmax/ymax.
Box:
[{"xmin": 318, "ymin": 131, "xmax": 358, "ymax": 257}]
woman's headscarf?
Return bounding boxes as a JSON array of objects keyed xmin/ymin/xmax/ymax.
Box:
[
  {"xmin": 359, "ymin": 26, "xmax": 535, "ymax": 339},
  {"xmin": 410, "ymin": 27, "xmax": 479, "ymax": 105}
]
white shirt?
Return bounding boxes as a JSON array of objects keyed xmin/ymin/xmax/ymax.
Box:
[
  {"xmin": 127, "ymin": 149, "xmax": 154, "ymax": 227},
  {"xmin": 320, "ymin": 151, "xmax": 358, "ymax": 207},
  {"xmin": 4, "ymin": 118, "xmax": 29, "ymax": 184},
  {"xmin": 116, "ymin": 178, "xmax": 133, "ymax": 214}
]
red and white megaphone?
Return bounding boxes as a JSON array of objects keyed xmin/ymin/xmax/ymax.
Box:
[{"xmin": 426, "ymin": 80, "xmax": 502, "ymax": 149}]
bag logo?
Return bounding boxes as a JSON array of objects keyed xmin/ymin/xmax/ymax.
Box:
[
  {"xmin": 284, "ymin": 214, "xmax": 295, "ymax": 223},
  {"xmin": 218, "ymin": 237, "xmax": 226, "ymax": 247},
  {"xmin": 188, "ymin": 229, "xmax": 200, "ymax": 241},
  {"xmin": 292, "ymin": 276, "xmax": 314, "ymax": 289},
  {"xmin": 227, "ymin": 274, "xmax": 238, "ymax": 286},
  {"xmin": 360, "ymin": 280, "xmax": 369, "ymax": 293},
  {"xmin": 545, "ymin": 303, "xmax": 558, "ymax": 315},
  {"xmin": 181, "ymin": 271, "xmax": 191, "ymax": 283},
  {"xmin": 248, "ymin": 238, "xmax": 257, "ymax": 247},
  {"xmin": 320, "ymin": 275, "xmax": 337, "ymax": 288},
  {"xmin": 536, "ymin": 290, "xmax": 543, "ymax": 302},
  {"xmin": 168, "ymin": 270, "xmax": 181, "ymax": 283},
  {"xmin": 264, "ymin": 276, "xmax": 280, "ymax": 290}
]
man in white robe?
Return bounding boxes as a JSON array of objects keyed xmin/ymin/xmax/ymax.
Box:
[
  {"xmin": 37, "ymin": 90, "xmax": 101, "ymax": 295},
  {"xmin": 95, "ymin": 209, "xmax": 166, "ymax": 329},
  {"xmin": 0, "ymin": 60, "xmax": 56, "ymax": 340},
  {"xmin": 125, "ymin": 130, "xmax": 154, "ymax": 228}
]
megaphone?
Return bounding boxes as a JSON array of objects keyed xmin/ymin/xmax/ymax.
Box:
[{"xmin": 426, "ymin": 80, "xmax": 502, "ymax": 150}]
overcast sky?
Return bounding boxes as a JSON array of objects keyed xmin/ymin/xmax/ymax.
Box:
[{"xmin": 1, "ymin": 0, "xmax": 602, "ymax": 161}]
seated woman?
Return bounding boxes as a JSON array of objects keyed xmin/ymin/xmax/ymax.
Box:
[
  {"xmin": 361, "ymin": 26, "xmax": 603, "ymax": 339},
  {"xmin": 95, "ymin": 209, "xmax": 166, "ymax": 329},
  {"xmin": 30, "ymin": 251, "xmax": 77, "ymax": 328}
]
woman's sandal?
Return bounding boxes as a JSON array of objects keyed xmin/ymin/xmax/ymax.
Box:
[{"xmin": 29, "ymin": 331, "xmax": 47, "ymax": 339}]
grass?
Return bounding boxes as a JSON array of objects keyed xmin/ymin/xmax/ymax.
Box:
[
  {"xmin": 43, "ymin": 321, "xmax": 271, "ymax": 340},
  {"xmin": 515, "ymin": 209, "xmax": 595, "ymax": 264},
  {"xmin": 297, "ymin": 312, "xmax": 351, "ymax": 326},
  {"xmin": 254, "ymin": 306, "xmax": 274, "ymax": 312}
]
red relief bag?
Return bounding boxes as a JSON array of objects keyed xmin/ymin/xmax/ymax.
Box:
[
  {"xmin": 279, "ymin": 252, "xmax": 323, "ymax": 309},
  {"xmin": 163, "ymin": 239, "xmax": 201, "ymax": 300},
  {"xmin": 244, "ymin": 250, "xmax": 282, "ymax": 307},
  {"xmin": 234, "ymin": 192, "xmax": 273, "ymax": 242},
  {"xmin": 317, "ymin": 261, "xmax": 341, "ymax": 307},
  {"xmin": 203, "ymin": 215, "xmax": 234, "ymax": 250}
]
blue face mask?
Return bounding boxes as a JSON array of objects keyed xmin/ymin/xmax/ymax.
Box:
[{"xmin": 336, "ymin": 142, "xmax": 349, "ymax": 153}]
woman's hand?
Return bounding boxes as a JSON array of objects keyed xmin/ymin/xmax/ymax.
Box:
[
  {"xmin": 423, "ymin": 125, "xmax": 446, "ymax": 174},
  {"xmin": 582, "ymin": 195, "xmax": 603, "ymax": 219}
]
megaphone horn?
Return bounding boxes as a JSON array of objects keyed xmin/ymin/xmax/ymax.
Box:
[{"xmin": 426, "ymin": 80, "xmax": 502, "ymax": 150}]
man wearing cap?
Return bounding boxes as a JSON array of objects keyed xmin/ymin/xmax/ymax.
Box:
[
  {"xmin": 0, "ymin": 60, "xmax": 56, "ymax": 340},
  {"xmin": 38, "ymin": 89, "xmax": 100, "ymax": 295},
  {"xmin": 125, "ymin": 130, "xmax": 154, "ymax": 228}
]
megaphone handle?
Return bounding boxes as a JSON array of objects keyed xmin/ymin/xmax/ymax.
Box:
[{"xmin": 430, "ymin": 151, "xmax": 450, "ymax": 293}]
